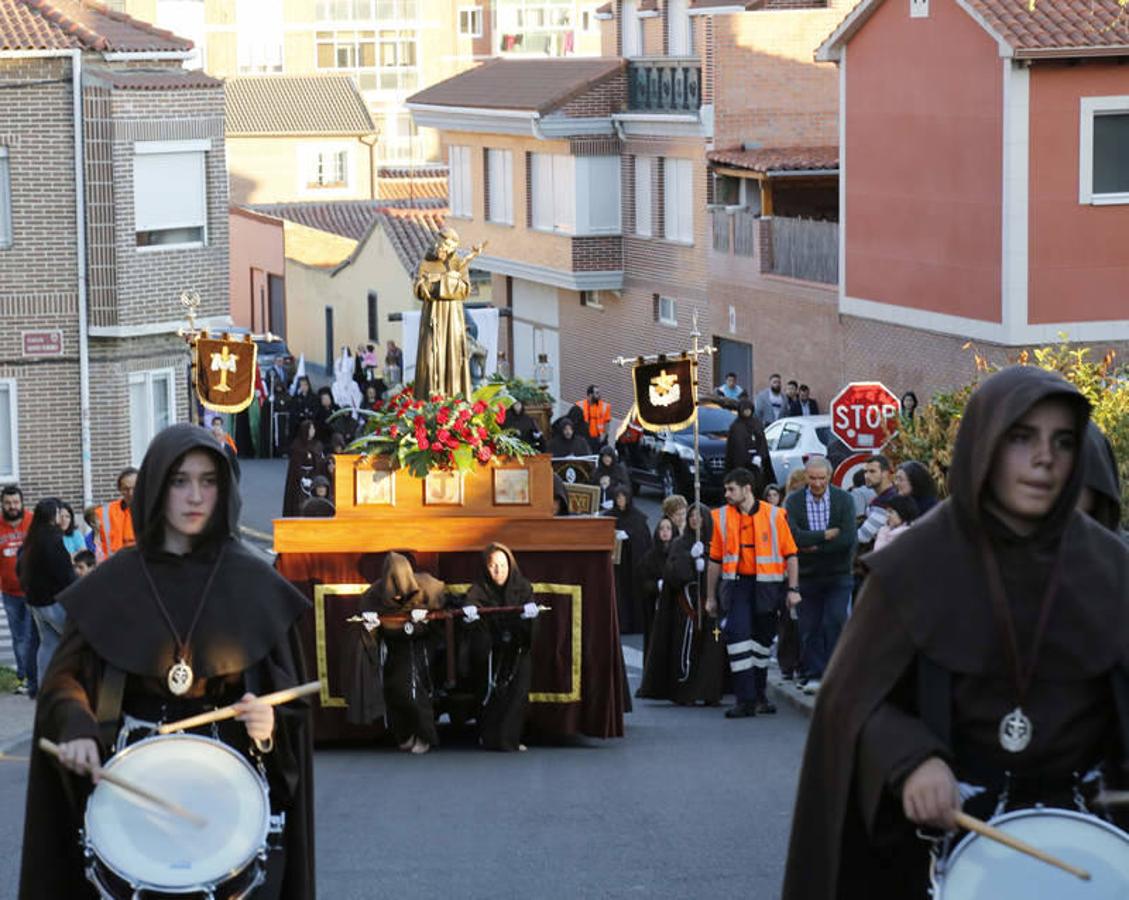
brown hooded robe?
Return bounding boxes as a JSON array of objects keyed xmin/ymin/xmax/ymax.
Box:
[
  {"xmin": 783, "ymin": 367, "xmax": 1129, "ymax": 900},
  {"xmin": 19, "ymin": 424, "xmax": 315, "ymax": 900}
]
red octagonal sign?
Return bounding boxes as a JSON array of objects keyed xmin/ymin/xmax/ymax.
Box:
[{"xmin": 830, "ymin": 382, "xmax": 900, "ymax": 453}]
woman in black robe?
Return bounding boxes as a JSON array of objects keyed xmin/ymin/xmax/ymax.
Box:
[
  {"xmin": 19, "ymin": 424, "xmax": 315, "ymax": 900},
  {"xmin": 638, "ymin": 503, "xmax": 726, "ymax": 704},
  {"xmin": 283, "ymin": 419, "xmax": 325, "ymax": 517},
  {"xmin": 360, "ymin": 552, "xmax": 447, "ymax": 754},
  {"xmin": 634, "ymin": 516, "xmax": 674, "ymax": 659},
  {"xmin": 603, "ymin": 484, "xmax": 652, "ymax": 635},
  {"xmin": 503, "ymin": 399, "xmax": 543, "ymax": 451},
  {"xmin": 461, "ymin": 544, "xmax": 541, "ymax": 751},
  {"xmin": 783, "ymin": 366, "xmax": 1129, "ymax": 900},
  {"xmin": 312, "ymin": 387, "xmax": 340, "ymax": 446},
  {"xmin": 547, "ymin": 416, "xmax": 591, "ymax": 458},
  {"xmin": 589, "ymin": 445, "xmax": 630, "ymax": 508},
  {"xmin": 724, "ymin": 398, "xmax": 776, "ymax": 492},
  {"xmin": 289, "ymin": 376, "xmax": 318, "ymax": 442}
]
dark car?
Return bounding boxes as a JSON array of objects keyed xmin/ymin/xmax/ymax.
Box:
[
  {"xmin": 616, "ymin": 403, "xmax": 737, "ymax": 499},
  {"xmin": 254, "ymin": 337, "xmax": 296, "ymax": 385}
]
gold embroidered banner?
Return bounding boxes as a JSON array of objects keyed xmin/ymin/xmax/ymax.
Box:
[
  {"xmin": 195, "ymin": 336, "xmax": 257, "ymax": 413},
  {"xmin": 631, "ymin": 355, "xmax": 697, "ymax": 431}
]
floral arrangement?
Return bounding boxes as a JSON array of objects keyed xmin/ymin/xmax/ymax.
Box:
[
  {"xmin": 486, "ymin": 373, "xmax": 555, "ymax": 407},
  {"xmin": 347, "ymin": 383, "xmax": 537, "ymax": 477}
]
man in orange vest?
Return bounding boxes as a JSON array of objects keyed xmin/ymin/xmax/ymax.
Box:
[
  {"xmin": 577, "ymin": 385, "xmax": 611, "ymax": 452},
  {"xmin": 98, "ymin": 467, "xmax": 137, "ymax": 557},
  {"xmin": 706, "ymin": 466, "xmax": 799, "ymax": 718}
]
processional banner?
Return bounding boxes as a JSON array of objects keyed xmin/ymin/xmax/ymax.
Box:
[
  {"xmin": 631, "ymin": 355, "xmax": 697, "ymax": 431},
  {"xmin": 195, "ymin": 336, "xmax": 257, "ymax": 413}
]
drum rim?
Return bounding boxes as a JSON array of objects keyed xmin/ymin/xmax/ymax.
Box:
[
  {"xmin": 939, "ymin": 805, "xmax": 1129, "ymax": 889},
  {"xmin": 84, "ymin": 732, "xmax": 271, "ymax": 893}
]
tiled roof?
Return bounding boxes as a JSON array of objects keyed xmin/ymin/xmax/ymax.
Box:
[
  {"xmin": 0, "ymin": 0, "xmax": 192, "ymax": 52},
  {"xmin": 818, "ymin": 0, "xmax": 1129, "ymax": 60},
  {"xmin": 225, "ymin": 75, "xmax": 376, "ymax": 135},
  {"xmin": 248, "ymin": 199, "xmax": 445, "ymax": 242},
  {"xmin": 377, "ymin": 166, "xmax": 448, "ymax": 202},
  {"xmin": 408, "ymin": 57, "xmax": 625, "ymax": 114},
  {"xmin": 594, "ymin": 1, "xmax": 611, "ymax": 13},
  {"xmin": 376, "ymin": 206, "xmax": 446, "ymax": 275},
  {"xmin": 85, "ymin": 66, "xmax": 221, "ymax": 91},
  {"xmin": 708, "ymin": 145, "xmax": 838, "ymax": 174}
]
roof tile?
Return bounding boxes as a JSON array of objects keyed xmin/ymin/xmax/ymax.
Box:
[
  {"xmin": 408, "ymin": 57, "xmax": 625, "ymax": 114},
  {"xmin": 707, "ymin": 145, "xmax": 838, "ymax": 174},
  {"xmin": 248, "ymin": 199, "xmax": 446, "ymax": 243},
  {"xmin": 226, "ymin": 75, "xmax": 376, "ymax": 135},
  {"xmin": 965, "ymin": 0, "xmax": 1129, "ymax": 55},
  {"xmin": 0, "ymin": 0, "xmax": 192, "ymax": 52}
]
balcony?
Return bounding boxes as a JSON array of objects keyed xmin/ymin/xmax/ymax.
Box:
[
  {"xmin": 627, "ymin": 58, "xmax": 701, "ymax": 113},
  {"xmin": 710, "ymin": 209, "xmax": 838, "ymax": 286}
]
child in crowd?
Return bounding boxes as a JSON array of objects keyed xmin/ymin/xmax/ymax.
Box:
[
  {"xmin": 873, "ymin": 495, "xmax": 919, "ymax": 551},
  {"xmin": 763, "ymin": 484, "xmax": 782, "ymax": 506},
  {"xmin": 72, "ymin": 549, "xmax": 96, "ymax": 577},
  {"xmin": 82, "ymin": 505, "xmax": 106, "ymax": 562}
]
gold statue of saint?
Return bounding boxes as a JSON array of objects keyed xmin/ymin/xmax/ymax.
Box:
[{"xmin": 413, "ymin": 227, "xmax": 486, "ymax": 399}]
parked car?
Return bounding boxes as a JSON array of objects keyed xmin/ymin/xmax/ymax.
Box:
[
  {"xmin": 616, "ymin": 403, "xmax": 736, "ymax": 499},
  {"xmin": 254, "ymin": 336, "xmax": 297, "ymax": 385},
  {"xmin": 765, "ymin": 414, "xmax": 853, "ymax": 488}
]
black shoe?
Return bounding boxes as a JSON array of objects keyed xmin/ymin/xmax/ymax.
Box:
[
  {"xmin": 754, "ymin": 700, "xmax": 777, "ymax": 715},
  {"xmin": 724, "ymin": 703, "xmax": 756, "ymax": 719},
  {"xmin": 780, "ymin": 671, "xmax": 794, "ymax": 681}
]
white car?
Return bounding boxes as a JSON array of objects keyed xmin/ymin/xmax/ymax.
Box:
[{"xmin": 764, "ymin": 415, "xmax": 834, "ymax": 486}]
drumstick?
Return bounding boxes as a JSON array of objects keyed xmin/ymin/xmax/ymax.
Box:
[
  {"xmin": 156, "ymin": 680, "xmax": 322, "ymax": 735},
  {"xmin": 38, "ymin": 738, "xmax": 207, "ymax": 829},
  {"xmin": 953, "ymin": 811, "xmax": 1090, "ymax": 881},
  {"xmin": 1095, "ymin": 789, "xmax": 1129, "ymax": 807}
]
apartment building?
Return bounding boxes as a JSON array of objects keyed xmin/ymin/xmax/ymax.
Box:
[{"xmin": 0, "ymin": 0, "xmax": 230, "ymax": 504}]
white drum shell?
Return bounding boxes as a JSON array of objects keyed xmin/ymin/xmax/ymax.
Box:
[
  {"xmin": 84, "ymin": 733, "xmax": 270, "ymax": 894},
  {"xmin": 935, "ymin": 807, "xmax": 1129, "ymax": 900}
]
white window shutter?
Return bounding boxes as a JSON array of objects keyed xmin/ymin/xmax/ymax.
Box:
[{"xmin": 133, "ymin": 151, "xmax": 206, "ymax": 232}]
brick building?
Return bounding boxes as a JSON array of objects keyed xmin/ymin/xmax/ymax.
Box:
[{"xmin": 0, "ymin": 0, "xmax": 229, "ymax": 506}]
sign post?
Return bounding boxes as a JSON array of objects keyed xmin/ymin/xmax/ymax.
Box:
[{"xmin": 830, "ymin": 382, "xmax": 900, "ymax": 453}]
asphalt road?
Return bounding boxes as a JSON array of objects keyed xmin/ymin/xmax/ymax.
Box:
[{"xmin": 0, "ymin": 461, "xmax": 810, "ymax": 899}]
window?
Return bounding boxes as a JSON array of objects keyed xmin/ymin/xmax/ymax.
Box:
[
  {"xmin": 133, "ymin": 140, "xmax": 208, "ymax": 248},
  {"xmin": 449, "ymin": 145, "xmax": 473, "ymax": 217},
  {"xmin": 306, "ymin": 147, "xmax": 350, "ymax": 189},
  {"xmin": 378, "ymin": 30, "xmax": 419, "ymax": 92},
  {"xmin": 486, "ymin": 149, "xmax": 514, "ymax": 224},
  {"xmin": 656, "ymin": 295, "xmax": 677, "ymax": 326},
  {"xmin": 367, "ymin": 291, "xmax": 379, "ymax": 341},
  {"xmin": 663, "ymin": 157, "xmax": 694, "ymax": 243},
  {"xmin": 634, "ymin": 156, "xmax": 652, "ymax": 237},
  {"xmin": 1080, "ymin": 97, "xmax": 1129, "ymax": 205},
  {"xmin": 156, "ymin": 0, "xmax": 206, "ymax": 70},
  {"xmin": 910, "ymin": 0, "xmax": 929, "ymax": 17},
  {"xmin": 531, "ymin": 153, "xmax": 575, "ymax": 233},
  {"xmin": 237, "ymin": 0, "xmax": 283, "ymax": 73},
  {"xmin": 316, "ymin": 30, "xmax": 377, "ymax": 90},
  {"xmin": 0, "ymin": 147, "xmax": 10, "ymax": 250},
  {"xmin": 129, "ymin": 370, "xmax": 175, "ymax": 466},
  {"xmin": 0, "ymin": 380, "xmax": 17, "ymax": 481},
  {"xmin": 459, "ymin": 6, "xmax": 483, "ymax": 35},
  {"xmin": 379, "ymin": 111, "xmax": 418, "ymax": 162}
]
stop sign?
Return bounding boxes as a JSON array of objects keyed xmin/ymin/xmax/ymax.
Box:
[{"xmin": 830, "ymin": 382, "xmax": 900, "ymax": 452}]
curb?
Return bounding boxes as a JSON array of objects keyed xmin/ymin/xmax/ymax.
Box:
[{"xmin": 767, "ymin": 675, "xmax": 815, "ymax": 717}]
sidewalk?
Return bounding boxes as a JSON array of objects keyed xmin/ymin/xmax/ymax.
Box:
[
  {"xmin": 766, "ymin": 669, "xmax": 816, "ymax": 717},
  {"xmin": 0, "ymin": 693, "xmax": 35, "ymax": 753}
]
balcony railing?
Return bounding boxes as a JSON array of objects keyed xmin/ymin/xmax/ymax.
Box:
[
  {"xmin": 769, "ymin": 217, "xmax": 838, "ymax": 285},
  {"xmin": 627, "ymin": 58, "xmax": 702, "ymax": 113},
  {"xmin": 710, "ymin": 207, "xmax": 758, "ymax": 258}
]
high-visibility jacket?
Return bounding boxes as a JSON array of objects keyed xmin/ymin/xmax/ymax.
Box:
[
  {"xmin": 578, "ymin": 398, "xmax": 611, "ymax": 439},
  {"xmin": 709, "ymin": 501, "xmax": 796, "ymax": 582},
  {"xmin": 99, "ymin": 499, "xmax": 135, "ymax": 557}
]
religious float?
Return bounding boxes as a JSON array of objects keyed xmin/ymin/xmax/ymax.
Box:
[{"xmin": 273, "ymin": 229, "xmax": 627, "ymax": 742}]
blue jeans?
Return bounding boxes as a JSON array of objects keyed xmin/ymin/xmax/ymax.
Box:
[
  {"xmin": 2, "ymin": 591, "xmax": 38, "ymax": 689},
  {"xmin": 30, "ymin": 602, "xmax": 67, "ymax": 684},
  {"xmin": 796, "ymin": 575, "xmax": 853, "ymax": 680}
]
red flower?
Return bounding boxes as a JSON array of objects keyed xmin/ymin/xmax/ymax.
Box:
[
  {"xmin": 477, "ymin": 446, "xmax": 493, "ymax": 463},
  {"xmin": 436, "ymin": 406, "xmax": 451, "ymax": 425},
  {"xmin": 477, "ymin": 426, "xmax": 489, "ymax": 440},
  {"xmin": 446, "ymin": 435, "xmax": 460, "ymax": 449},
  {"xmin": 472, "ymin": 400, "xmax": 487, "ymax": 415},
  {"xmin": 495, "ymin": 407, "xmax": 506, "ymax": 425},
  {"xmin": 413, "ymin": 415, "xmax": 425, "ymax": 427},
  {"xmin": 418, "ymin": 437, "xmax": 430, "ymax": 450},
  {"xmin": 389, "ymin": 424, "xmax": 399, "ymax": 437},
  {"xmin": 457, "ymin": 407, "xmax": 472, "ymax": 421},
  {"xmin": 437, "ymin": 428, "xmax": 450, "ymax": 444}
]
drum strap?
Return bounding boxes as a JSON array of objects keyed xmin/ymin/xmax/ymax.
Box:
[
  {"xmin": 95, "ymin": 663, "xmax": 126, "ymax": 751},
  {"xmin": 916, "ymin": 655, "xmax": 952, "ymax": 748}
]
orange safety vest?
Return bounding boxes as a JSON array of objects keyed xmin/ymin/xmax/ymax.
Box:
[
  {"xmin": 100, "ymin": 499, "xmax": 135, "ymax": 557},
  {"xmin": 579, "ymin": 398, "xmax": 611, "ymax": 439},
  {"xmin": 709, "ymin": 501, "xmax": 796, "ymax": 582}
]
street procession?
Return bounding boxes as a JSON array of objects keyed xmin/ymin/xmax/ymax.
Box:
[{"xmin": 2, "ymin": 0, "xmax": 1129, "ymax": 897}]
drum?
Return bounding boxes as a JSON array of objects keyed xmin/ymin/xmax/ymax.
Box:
[
  {"xmin": 932, "ymin": 807, "xmax": 1129, "ymax": 899},
  {"xmin": 83, "ymin": 733, "xmax": 271, "ymax": 899}
]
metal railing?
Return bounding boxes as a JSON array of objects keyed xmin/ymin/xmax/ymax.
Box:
[{"xmin": 627, "ymin": 58, "xmax": 702, "ymax": 113}]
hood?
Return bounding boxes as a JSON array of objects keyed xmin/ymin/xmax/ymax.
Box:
[
  {"xmin": 132, "ymin": 424, "xmax": 239, "ymax": 551},
  {"xmin": 1083, "ymin": 421, "xmax": 1122, "ymax": 532},
  {"xmin": 376, "ymin": 551, "xmax": 420, "ymax": 602},
  {"xmin": 596, "ymin": 446, "xmax": 619, "ymax": 467},
  {"xmin": 947, "ymin": 366, "xmax": 1089, "ymax": 539},
  {"xmin": 681, "ymin": 502, "xmax": 713, "ymax": 548}
]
